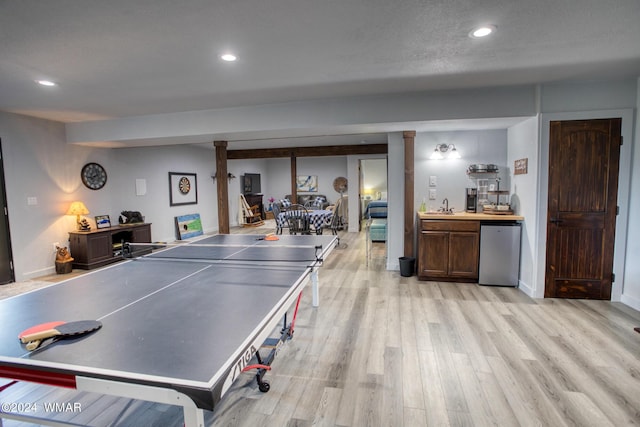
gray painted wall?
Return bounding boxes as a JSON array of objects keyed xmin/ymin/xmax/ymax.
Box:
[{"xmin": 1, "ymin": 79, "xmax": 638, "ymax": 314}]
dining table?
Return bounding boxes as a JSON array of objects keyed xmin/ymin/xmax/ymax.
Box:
[{"xmin": 276, "ymin": 209, "xmax": 334, "ymax": 234}]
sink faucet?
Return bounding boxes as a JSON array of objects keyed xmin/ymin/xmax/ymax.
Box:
[{"xmin": 442, "ymin": 198, "xmax": 449, "ymax": 212}]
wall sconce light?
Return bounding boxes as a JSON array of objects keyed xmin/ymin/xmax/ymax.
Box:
[
  {"xmin": 211, "ymin": 172, "xmax": 236, "ymax": 181},
  {"xmin": 430, "ymin": 144, "xmax": 461, "ymax": 160},
  {"xmin": 66, "ymin": 201, "xmax": 90, "ymax": 231}
]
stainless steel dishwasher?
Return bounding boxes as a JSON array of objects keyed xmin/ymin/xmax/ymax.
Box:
[{"xmin": 479, "ymin": 222, "xmax": 521, "ymax": 286}]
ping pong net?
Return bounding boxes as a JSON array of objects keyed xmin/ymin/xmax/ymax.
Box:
[{"xmin": 122, "ymin": 239, "xmax": 325, "ymax": 269}]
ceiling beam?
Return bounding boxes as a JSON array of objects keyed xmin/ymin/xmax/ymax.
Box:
[{"xmin": 226, "ymin": 144, "xmax": 387, "ymax": 159}]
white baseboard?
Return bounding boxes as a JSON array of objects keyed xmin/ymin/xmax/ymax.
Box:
[
  {"xmin": 621, "ymin": 293, "xmax": 640, "ymax": 312},
  {"xmin": 21, "ymin": 266, "xmax": 55, "ymax": 281},
  {"xmin": 517, "ymin": 280, "xmax": 535, "ymax": 297}
]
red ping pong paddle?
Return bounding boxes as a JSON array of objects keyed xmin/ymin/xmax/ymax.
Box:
[
  {"xmin": 19, "ymin": 320, "xmax": 102, "ymax": 351},
  {"xmin": 18, "ymin": 321, "xmax": 66, "ymax": 340}
]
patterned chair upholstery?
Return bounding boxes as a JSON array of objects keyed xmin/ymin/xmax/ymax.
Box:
[{"xmin": 284, "ymin": 194, "xmax": 330, "ymax": 210}]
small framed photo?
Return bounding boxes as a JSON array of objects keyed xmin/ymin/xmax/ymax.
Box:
[
  {"xmin": 95, "ymin": 215, "xmax": 111, "ymax": 229},
  {"xmin": 514, "ymin": 158, "xmax": 528, "ymax": 175},
  {"xmin": 169, "ymin": 172, "xmax": 198, "ymax": 206}
]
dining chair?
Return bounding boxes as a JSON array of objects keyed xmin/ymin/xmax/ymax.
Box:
[
  {"xmin": 286, "ymin": 204, "xmax": 311, "ymax": 235},
  {"xmin": 325, "ymin": 210, "xmax": 341, "ymax": 236},
  {"xmin": 271, "ymin": 203, "xmax": 287, "ymax": 235}
]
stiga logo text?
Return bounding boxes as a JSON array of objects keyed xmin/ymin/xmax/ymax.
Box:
[{"xmin": 221, "ymin": 345, "xmax": 258, "ymax": 396}]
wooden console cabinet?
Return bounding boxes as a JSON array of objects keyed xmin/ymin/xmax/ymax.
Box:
[
  {"xmin": 417, "ymin": 219, "xmax": 480, "ymax": 281},
  {"xmin": 68, "ymin": 223, "xmax": 152, "ymax": 270}
]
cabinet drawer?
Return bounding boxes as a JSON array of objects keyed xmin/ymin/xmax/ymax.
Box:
[{"xmin": 421, "ymin": 220, "xmax": 480, "ymax": 232}]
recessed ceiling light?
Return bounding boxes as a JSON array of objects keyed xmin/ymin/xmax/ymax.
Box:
[
  {"xmin": 36, "ymin": 80, "xmax": 57, "ymax": 87},
  {"xmin": 220, "ymin": 53, "xmax": 237, "ymax": 62},
  {"xmin": 469, "ymin": 25, "xmax": 496, "ymax": 38}
]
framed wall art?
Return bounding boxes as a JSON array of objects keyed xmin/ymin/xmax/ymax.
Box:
[
  {"xmin": 514, "ymin": 158, "xmax": 528, "ymax": 175},
  {"xmin": 296, "ymin": 175, "xmax": 318, "ymax": 192},
  {"xmin": 169, "ymin": 172, "xmax": 198, "ymax": 206}
]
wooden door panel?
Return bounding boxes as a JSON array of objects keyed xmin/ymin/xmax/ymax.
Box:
[
  {"xmin": 87, "ymin": 234, "xmax": 112, "ymax": 262},
  {"xmin": 545, "ymin": 118, "xmax": 620, "ymax": 299},
  {"xmin": 449, "ymin": 232, "xmax": 479, "ymax": 278},
  {"xmin": 554, "ymin": 228, "xmax": 604, "ymax": 279},
  {"xmin": 557, "ymin": 126, "xmax": 611, "ymax": 212},
  {"xmin": 419, "ymin": 231, "xmax": 448, "ymax": 277},
  {"xmin": 552, "ymin": 279, "xmax": 604, "ymax": 299}
]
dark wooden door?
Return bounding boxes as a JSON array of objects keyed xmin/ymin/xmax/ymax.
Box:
[
  {"xmin": 545, "ymin": 118, "xmax": 621, "ymax": 299},
  {"xmin": 0, "ymin": 139, "xmax": 14, "ymax": 284}
]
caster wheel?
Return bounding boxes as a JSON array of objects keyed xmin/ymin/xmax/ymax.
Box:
[{"xmin": 259, "ymin": 381, "xmax": 270, "ymax": 392}]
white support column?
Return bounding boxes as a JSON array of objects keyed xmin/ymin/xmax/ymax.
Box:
[{"xmin": 311, "ymin": 269, "xmax": 319, "ymax": 307}]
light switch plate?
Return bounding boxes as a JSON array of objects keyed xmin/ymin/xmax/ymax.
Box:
[
  {"xmin": 429, "ymin": 175, "xmax": 437, "ymax": 187},
  {"xmin": 429, "ymin": 189, "xmax": 437, "ymax": 200}
]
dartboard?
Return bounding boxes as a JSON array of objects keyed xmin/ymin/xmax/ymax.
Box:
[{"xmin": 178, "ymin": 176, "xmax": 191, "ymax": 194}]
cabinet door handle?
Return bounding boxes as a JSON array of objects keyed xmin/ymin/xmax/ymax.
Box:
[{"xmin": 550, "ymin": 218, "xmax": 563, "ymax": 224}]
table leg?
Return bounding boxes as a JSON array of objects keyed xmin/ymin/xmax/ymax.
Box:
[
  {"xmin": 311, "ymin": 268, "xmax": 319, "ymax": 307},
  {"xmin": 365, "ymin": 221, "xmax": 370, "ymax": 266},
  {"xmin": 76, "ymin": 377, "xmax": 205, "ymax": 427}
]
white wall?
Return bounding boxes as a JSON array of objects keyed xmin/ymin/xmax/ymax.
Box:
[
  {"xmin": 264, "ymin": 158, "xmax": 292, "ymax": 202},
  {"xmin": 386, "ymin": 133, "xmax": 404, "ymax": 270},
  {"xmin": 296, "ymin": 157, "xmax": 348, "ymax": 204},
  {"xmin": 111, "ymin": 145, "xmax": 220, "ymax": 241},
  {"xmin": 361, "ymin": 159, "xmax": 387, "ymax": 197},
  {"xmin": 227, "ymin": 158, "xmax": 268, "ymax": 226},
  {"xmin": 507, "ymin": 117, "xmax": 539, "ymax": 295},
  {"xmin": 67, "ymin": 86, "xmax": 538, "ymax": 145},
  {"xmin": 414, "ymin": 130, "xmax": 508, "ymax": 213},
  {"xmin": 0, "ymin": 112, "xmax": 109, "ymax": 280},
  {"xmin": 622, "ymin": 78, "xmax": 640, "ymax": 309},
  {"xmin": 241, "ymin": 156, "xmax": 348, "ymax": 206},
  {"xmin": 2, "ymin": 79, "xmax": 639, "ymax": 312}
]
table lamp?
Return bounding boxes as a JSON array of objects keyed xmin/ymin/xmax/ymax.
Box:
[{"xmin": 67, "ymin": 201, "xmax": 89, "ymax": 230}]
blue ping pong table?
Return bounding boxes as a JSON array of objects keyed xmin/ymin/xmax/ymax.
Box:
[{"xmin": 0, "ymin": 233, "xmax": 338, "ymax": 427}]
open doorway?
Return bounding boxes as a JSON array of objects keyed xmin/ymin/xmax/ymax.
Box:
[
  {"xmin": 359, "ymin": 158, "xmax": 388, "ymax": 220},
  {"xmin": 359, "ymin": 158, "xmax": 388, "ymax": 264}
]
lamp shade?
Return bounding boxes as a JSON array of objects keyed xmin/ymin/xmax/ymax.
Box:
[
  {"xmin": 430, "ymin": 143, "xmax": 461, "ymax": 160},
  {"xmin": 66, "ymin": 201, "xmax": 89, "ymax": 216},
  {"xmin": 430, "ymin": 148, "xmax": 444, "ymax": 160}
]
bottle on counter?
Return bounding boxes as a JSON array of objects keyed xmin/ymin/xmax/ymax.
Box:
[{"xmin": 419, "ymin": 198, "xmax": 427, "ymax": 212}]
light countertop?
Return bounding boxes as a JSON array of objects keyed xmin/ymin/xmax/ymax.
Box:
[{"xmin": 417, "ymin": 211, "xmax": 524, "ymax": 221}]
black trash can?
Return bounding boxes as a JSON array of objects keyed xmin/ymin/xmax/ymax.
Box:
[{"xmin": 399, "ymin": 256, "xmax": 415, "ymax": 277}]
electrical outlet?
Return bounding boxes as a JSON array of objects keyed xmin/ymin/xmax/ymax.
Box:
[
  {"xmin": 429, "ymin": 189, "xmax": 437, "ymax": 200},
  {"xmin": 429, "ymin": 175, "xmax": 437, "ymax": 187},
  {"xmin": 52, "ymin": 242, "xmax": 60, "ymax": 252}
]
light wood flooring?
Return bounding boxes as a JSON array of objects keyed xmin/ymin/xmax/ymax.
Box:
[{"xmin": 1, "ymin": 222, "xmax": 640, "ymax": 426}]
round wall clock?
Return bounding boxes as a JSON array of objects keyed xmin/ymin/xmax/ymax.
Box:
[
  {"xmin": 81, "ymin": 162, "xmax": 107, "ymax": 190},
  {"xmin": 178, "ymin": 176, "xmax": 191, "ymax": 194}
]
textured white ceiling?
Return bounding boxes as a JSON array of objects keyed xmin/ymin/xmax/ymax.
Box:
[{"xmin": 1, "ymin": 0, "xmax": 639, "ymax": 140}]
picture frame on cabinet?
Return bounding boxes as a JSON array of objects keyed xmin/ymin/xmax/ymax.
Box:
[{"xmin": 95, "ymin": 215, "xmax": 111, "ymax": 229}]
